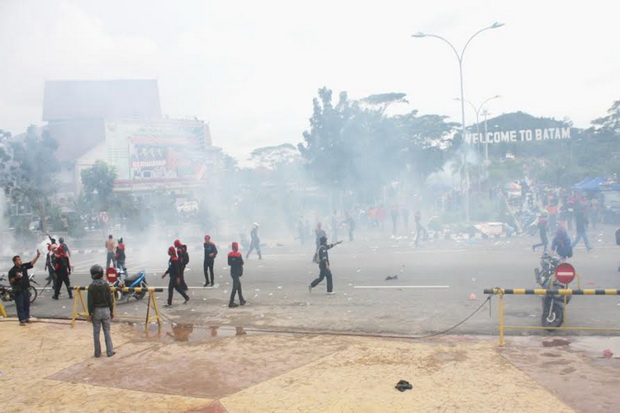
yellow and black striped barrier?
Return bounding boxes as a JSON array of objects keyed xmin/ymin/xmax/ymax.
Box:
[
  {"xmin": 484, "ymin": 288, "xmax": 620, "ymax": 347},
  {"xmin": 71, "ymin": 286, "xmax": 164, "ymax": 332}
]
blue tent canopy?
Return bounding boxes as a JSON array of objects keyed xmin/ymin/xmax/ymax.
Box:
[{"xmin": 572, "ymin": 177, "xmax": 605, "ymax": 191}]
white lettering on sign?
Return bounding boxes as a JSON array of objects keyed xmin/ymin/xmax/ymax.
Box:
[{"xmin": 464, "ymin": 127, "xmax": 571, "ymax": 145}]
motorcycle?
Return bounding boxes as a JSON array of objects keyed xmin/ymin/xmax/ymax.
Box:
[
  {"xmin": 534, "ymin": 252, "xmax": 571, "ymax": 329},
  {"xmin": 106, "ymin": 267, "xmax": 148, "ymax": 302},
  {"xmin": 0, "ymin": 273, "xmax": 39, "ymax": 304}
]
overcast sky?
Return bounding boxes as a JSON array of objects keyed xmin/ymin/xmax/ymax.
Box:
[{"xmin": 1, "ymin": 0, "xmax": 618, "ymax": 162}]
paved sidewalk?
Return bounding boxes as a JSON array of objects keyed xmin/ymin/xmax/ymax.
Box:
[{"xmin": 5, "ymin": 318, "xmax": 615, "ymax": 412}]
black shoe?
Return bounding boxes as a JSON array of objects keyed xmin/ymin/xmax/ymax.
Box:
[
  {"xmin": 204, "ymin": 282, "xmax": 209, "ymax": 287},
  {"xmin": 164, "ymin": 303, "xmax": 172, "ymax": 308},
  {"xmin": 183, "ymin": 297, "xmax": 190, "ymax": 304},
  {"xmin": 210, "ymin": 283, "xmax": 214, "ymax": 287},
  {"xmin": 52, "ymin": 295, "xmax": 59, "ymax": 300},
  {"xmin": 68, "ymin": 295, "xmax": 73, "ymax": 299},
  {"xmin": 229, "ymin": 302, "xmax": 239, "ymax": 308},
  {"xmin": 107, "ymin": 352, "xmax": 116, "ymax": 357},
  {"xmin": 240, "ymin": 299, "xmax": 246, "ymax": 306}
]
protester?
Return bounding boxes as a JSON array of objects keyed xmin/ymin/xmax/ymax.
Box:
[
  {"xmin": 87, "ymin": 264, "xmax": 115, "ymax": 358},
  {"xmin": 8, "ymin": 250, "xmax": 41, "ymax": 326},
  {"xmin": 105, "ymin": 235, "xmax": 116, "ymax": 268},
  {"xmin": 344, "ymin": 212, "xmax": 355, "ymax": 242},
  {"xmin": 174, "ymin": 239, "xmax": 189, "ymax": 290},
  {"xmin": 58, "ymin": 237, "xmax": 70, "ymax": 257},
  {"xmin": 532, "ymin": 212, "xmax": 549, "ymax": 252},
  {"xmin": 44, "ymin": 244, "xmax": 56, "ymax": 288},
  {"xmin": 308, "ymin": 236, "xmax": 341, "ymax": 294},
  {"xmin": 246, "ymin": 223, "xmax": 262, "ymax": 260},
  {"xmin": 227, "ymin": 242, "xmax": 246, "ymax": 308},
  {"xmin": 162, "ymin": 246, "xmax": 189, "ymax": 307},
  {"xmin": 551, "ymin": 227, "xmax": 573, "ymax": 260},
  {"xmin": 52, "ymin": 246, "xmax": 72, "ymax": 300},
  {"xmin": 414, "ymin": 211, "xmax": 428, "ymax": 246},
  {"xmin": 315, "ymin": 222, "xmax": 326, "ymax": 249},
  {"xmin": 571, "ymin": 208, "xmax": 593, "ymax": 252},
  {"xmin": 203, "ymin": 235, "xmax": 218, "ymax": 287},
  {"xmin": 115, "ymin": 238, "xmax": 126, "ymax": 270}
]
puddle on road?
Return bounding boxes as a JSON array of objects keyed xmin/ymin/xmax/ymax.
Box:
[{"xmin": 129, "ymin": 322, "xmax": 265, "ymax": 342}]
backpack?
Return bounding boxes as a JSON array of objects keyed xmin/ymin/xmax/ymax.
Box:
[{"xmin": 616, "ymin": 229, "xmax": 620, "ymax": 246}]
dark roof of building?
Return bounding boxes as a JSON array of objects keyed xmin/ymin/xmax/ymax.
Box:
[{"xmin": 43, "ymin": 79, "xmax": 161, "ymax": 121}]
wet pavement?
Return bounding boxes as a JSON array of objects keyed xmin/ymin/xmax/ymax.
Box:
[{"xmin": 1, "ymin": 317, "xmax": 620, "ymax": 412}]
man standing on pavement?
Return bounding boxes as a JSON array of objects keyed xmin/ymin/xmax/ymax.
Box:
[
  {"xmin": 8, "ymin": 250, "xmax": 41, "ymax": 326},
  {"xmin": 162, "ymin": 246, "xmax": 190, "ymax": 307},
  {"xmin": 246, "ymin": 223, "xmax": 262, "ymax": 260},
  {"xmin": 228, "ymin": 242, "xmax": 246, "ymax": 308},
  {"xmin": 105, "ymin": 235, "xmax": 116, "ymax": 268},
  {"xmin": 203, "ymin": 235, "xmax": 218, "ymax": 287},
  {"xmin": 309, "ymin": 236, "xmax": 341, "ymax": 294},
  {"xmin": 59, "ymin": 237, "xmax": 70, "ymax": 257},
  {"xmin": 87, "ymin": 264, "xmax": 115, "ymax": 358}
]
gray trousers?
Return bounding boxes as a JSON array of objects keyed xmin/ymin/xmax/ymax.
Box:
[{"xmin": 93, "ymin": 307, "xmax": 114, "ymax": 357}]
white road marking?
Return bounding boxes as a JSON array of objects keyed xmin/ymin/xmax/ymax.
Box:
[{"xmin": 353, "ymin": 285, "xmax": 450, "ymax": 289}]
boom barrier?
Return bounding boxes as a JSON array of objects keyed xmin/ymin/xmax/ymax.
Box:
[
  {"xmin": 484, "ymin": 288, "xmax": 620, "ymax": 347},
  {"xmin": 71, "ymin": 286, "xmax": 164, "ymax": 332}
]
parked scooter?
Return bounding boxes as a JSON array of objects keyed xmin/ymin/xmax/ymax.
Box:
[
  {"xmin": 0, "ymin": 273, "xmax": 39, "ymax": 304},
  {"xmin": 106, "ymin": 267, "xmax": 148, "ymax": 302},
  {"xmin": 534, "ymin": 252, "xmax": 571, "ymax": 329}
]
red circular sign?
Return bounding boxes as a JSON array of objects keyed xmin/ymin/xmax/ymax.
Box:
[{"xmin": 555, "ymin": 263, "xmax": 576, "ymax": 284}]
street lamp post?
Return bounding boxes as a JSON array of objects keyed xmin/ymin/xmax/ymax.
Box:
[
  {"xmin": 412, "ymin": 22, "xmax": 504, "ymax": 222},
  {"xmin": 456, "ymin": 95, "xmax": 501, "ymax": 161}
]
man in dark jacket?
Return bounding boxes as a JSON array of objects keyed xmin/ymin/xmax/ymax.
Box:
[
  {"xmin": 571, "ymin": 208, "xmax": 592, "ymax": 252},
  {"xmin": 308, "ymin": 236, "xmax": 341, "ymax": 294},
  {"xmin": 228, "ymin": 242, "xmax": 246, "ymax": 308},
  {"xmin": 52, "ymin": 246, "xmax": 72, "ymax": 300},
  {"xmin": 88, "ymin": 264, "xmax": 115, "ymax": 357},
  {"xmin": 162, "ymin": 246, "xmax": 189, "ymax": 307},
  {"xmin": 203, "ymin": 235, "xmax": 218, "ymax": 287},
  {"xmin": 174, "ymin": 239, "xmax": 189, "ymax": 290},
  {"xmin": 8, "ymin": 250, "xmax": 41, "ymax": 325}
]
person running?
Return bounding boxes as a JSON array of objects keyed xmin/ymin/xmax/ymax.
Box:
[
  {"xmin": 571, "ymin": 208, "xmax": 593, "ymax": 252},
  {"xmin": 532, "ymin": 212, "xmax": 549, "ymax": 252},
  {"xmin": 162, "ymin": 246, "xmax": 189, "ymax": 307},
  {"xmin": 203, "ymin": 235, "xmax": 218, "ymax": 287},
  {"xmin": 8, "ymin": 250, "xmax": 41, "ymax": 326},
  {"xmin": 227, "ymin": 242, "xmax": 246, "ymax": 308},
  {"xmin": 308, "ymin": 236, "xmax": 341, "ymax": 294},
  {"xmin": 246, "ymin": 223, "xmax": 262, "ymax": 260}
]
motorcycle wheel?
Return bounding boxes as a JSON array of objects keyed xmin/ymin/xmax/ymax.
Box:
[
  {"xmin": 134, "ymin": 282, "xmax": 147, "ymax": 300},
  {"xmin": 542, "ymin": 301, "xmax": 564, "ymax": 330},
  {"xmin": 28, "ymin": 286, "xmax": 38, "ymax": 304}
]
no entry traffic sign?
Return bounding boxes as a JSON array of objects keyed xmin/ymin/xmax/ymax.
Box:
[{"xmin": 555, "ymin": 262, "xmax": 576, "ymax": 284}]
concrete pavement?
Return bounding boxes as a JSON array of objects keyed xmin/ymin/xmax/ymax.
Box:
[{"xmin": 2, "ymin": 317, "xmax": 619, "ymax": 412}]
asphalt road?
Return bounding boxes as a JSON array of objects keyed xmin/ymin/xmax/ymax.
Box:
[{"xmin": 5, "ymin": 225, "xmax": 620, "ymax": 337}]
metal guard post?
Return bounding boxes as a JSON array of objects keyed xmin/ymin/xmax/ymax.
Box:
[{"xmin": 71, "ymin": 286, "xmax": 164, "ymax": 332}]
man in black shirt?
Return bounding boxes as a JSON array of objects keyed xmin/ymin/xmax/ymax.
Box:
[
  {"xmin": 88, "ymin": 264, "xmax": 115, "ymax": 358},
  {"xmin": 8, "ymin": 250, "xmax": 41, "ymax": 326},
  {"xmin": 203, "ymin": 235, "xmax": 218, "ymax": 287},
  {"xmin": 308, "ymin": 236, "xmax": 341, "ymax": 294}
]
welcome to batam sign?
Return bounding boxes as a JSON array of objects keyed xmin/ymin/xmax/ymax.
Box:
[{"xmin": 464, "ymin": 127, "xmax": 571, "ymax": 145}]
